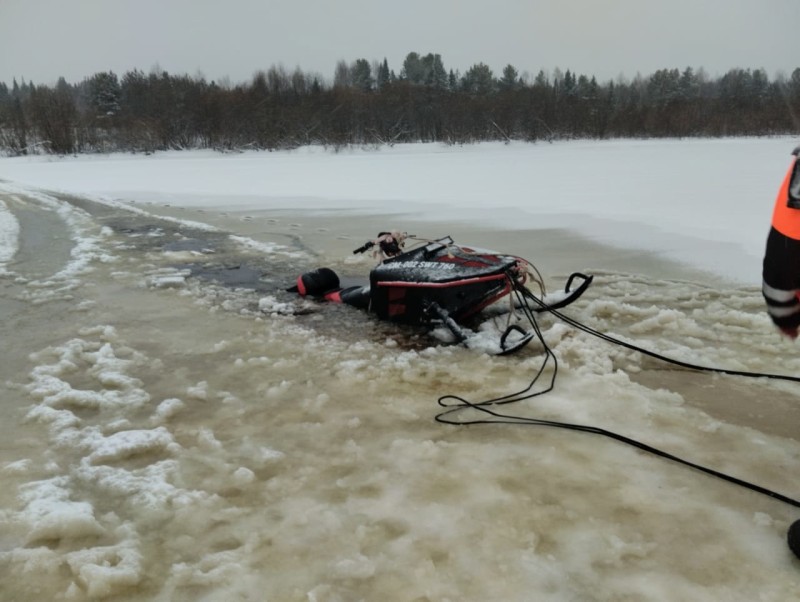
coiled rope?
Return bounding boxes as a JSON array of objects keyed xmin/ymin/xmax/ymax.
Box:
[{"xmin": 436, "ymin": 273, "xmax": 800, "ymax": 508}]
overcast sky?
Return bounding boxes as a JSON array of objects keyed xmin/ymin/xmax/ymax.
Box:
[{"xmin": 1, "ymin": 0, "xmax": 797, "ymax": 86}]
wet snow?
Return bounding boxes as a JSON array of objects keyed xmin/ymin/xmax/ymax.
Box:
[{"xmin": 1, "ymin": 139, "xmax": 799, "ymax": 601}]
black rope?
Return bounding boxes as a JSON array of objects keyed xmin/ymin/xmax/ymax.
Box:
[
  {"xmin": 525, "ymin": 289, "xmax": 800, "ymax": 384},
  {"xmin": 436, "ymin": 274, "xmax": 800, "ymax": 508}
]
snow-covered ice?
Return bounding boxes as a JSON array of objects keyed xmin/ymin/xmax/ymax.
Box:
[
  {"xmin": 0, "ymin": 138, "xmax": 792, "ymax": 282},
  {"xmin": 1, "ymin": 138, "xmax": 800, "ymax": 601}
]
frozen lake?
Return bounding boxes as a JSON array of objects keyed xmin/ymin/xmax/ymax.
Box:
[{"xmin": 1, "ymin": 139, "xmax": 799, "ymax": 601}]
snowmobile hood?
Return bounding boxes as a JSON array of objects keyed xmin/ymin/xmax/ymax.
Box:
[{"xmin": 371, "ymin": 240, "xmax": 518, "ymax": 285}]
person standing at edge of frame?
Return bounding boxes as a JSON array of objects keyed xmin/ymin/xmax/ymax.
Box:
[{"xmin": 761, "ymin": 144, "xmax": 800, "ymax": 560}]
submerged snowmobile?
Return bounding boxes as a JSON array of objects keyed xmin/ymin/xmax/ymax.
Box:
[{"xmin": 289, "ymin": 232, "xmax": 593, "ymax": 354}]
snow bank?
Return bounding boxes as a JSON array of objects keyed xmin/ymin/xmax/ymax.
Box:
[{"xmin": 0, "ymin": 198, "xmax": 20, "ymax": 268}]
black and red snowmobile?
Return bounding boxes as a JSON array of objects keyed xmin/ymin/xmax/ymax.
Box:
[{"xmin": 289, "ymin": 232, "xmax": 593, "ymax": 354}]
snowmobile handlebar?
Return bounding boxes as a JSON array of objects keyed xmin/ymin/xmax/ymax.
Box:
[{"xmin": 353, "ymin": 240, "xmax": 375, "ymax": 254}]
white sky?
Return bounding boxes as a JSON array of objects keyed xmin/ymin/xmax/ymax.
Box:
[{"xmin": 0, "ymin": 0, "xmax": 798, "ymax": 86}]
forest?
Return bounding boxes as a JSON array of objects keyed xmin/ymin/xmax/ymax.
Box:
[{"xmin": 1, "ymin": 51, "xmax": 799, "ymax": 155}]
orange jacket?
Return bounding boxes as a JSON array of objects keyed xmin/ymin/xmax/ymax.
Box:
[{"xmin": 771, "ymin": 154, "xmax": 800, "ymax": 240}]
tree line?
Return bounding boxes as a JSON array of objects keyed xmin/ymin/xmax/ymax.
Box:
[{"xmin": 1, "ymin": 51, "xmax": 799, "ymax": 156}]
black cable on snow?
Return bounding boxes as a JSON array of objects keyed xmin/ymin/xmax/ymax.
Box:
[
  {"xmin": 436, "ymin": 274, "xmax": 800, "ymax": 509},
  {"xmin": 531, "ymin": 290, "xmax": 800, "ymax": 385}
]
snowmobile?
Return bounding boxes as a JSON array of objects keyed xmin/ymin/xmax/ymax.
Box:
[{"xmin": 289, "ymin": 232, "xmax": 593, "ymax": 355}]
